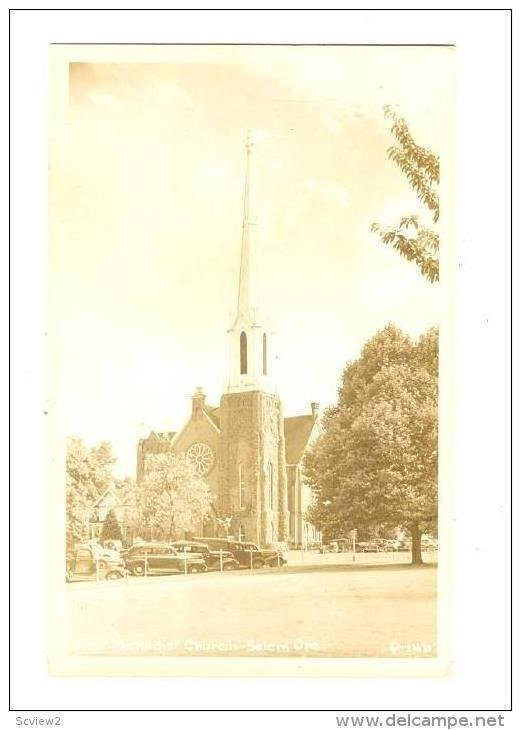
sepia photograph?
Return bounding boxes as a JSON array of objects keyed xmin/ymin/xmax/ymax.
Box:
[{"xmin": 47, "ymin": 42, "xmax": 456, "ymax": 676}]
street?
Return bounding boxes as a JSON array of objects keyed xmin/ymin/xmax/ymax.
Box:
[{"xmin": 66, "ymin": 554, "xmax": 437, "ymax": 658}]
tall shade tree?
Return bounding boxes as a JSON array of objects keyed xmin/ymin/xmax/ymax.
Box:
[
  {"xmin": 134, "ymin": 453, "xmax": 213, "ymax": 541},
  {"xmin": 371, "ymin": 107, "xmax": 440, "ymax": 283},
  {"xmin": 65, "ymin": 437, "xmax": 116, "ymax": 550},
  {"xmin": 304, "ymin": 324, "xmax": 438, "ymax": 565}
]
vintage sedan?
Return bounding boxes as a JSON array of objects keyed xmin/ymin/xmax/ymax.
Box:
[
  {"xmin": 227, "ymin": 541, "xmax": 287, "ymax": 568},
  {"xmin": 66, "ymin": 545, "xmax": 126, "ymax": 582},
  {"xmin": 123, "ymin": 542, "xmax": 207, "ymax": 576},
  {"xmin": 193, "ymin": 537, "xmax": 286, "ymax": 568},
  {"xmin": 355, "ymin": 541, "xmax": 381, "ymax": 553},
  {"xmin": 171, "ymin": 540, "xmax": 240, "ymax": 571}
]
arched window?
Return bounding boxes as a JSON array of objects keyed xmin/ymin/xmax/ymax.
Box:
[
  {"xmin": 240, "ymin": 331, "xmax": 247, "ymax": 375},
  {"xmin": 262, "ymin": 332, "xmax": 268, "ymax": 376}
]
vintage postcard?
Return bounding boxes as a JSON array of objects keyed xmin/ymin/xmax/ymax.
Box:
[{"xmin": 48, "ymin": 43, "xmax": 456, "ymax": 677}]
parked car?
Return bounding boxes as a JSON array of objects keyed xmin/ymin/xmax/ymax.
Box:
[
  {"xmin": 373, "ymin": 539, "xmax": 395, "ymax": 552},
  {"xmin": 66, "ymin": 545, "xmax": 126, "ymax": 582},
  {"xmin": 171, "ymin": 540, "xmax": 240, "ymax": 571},
  {"xmin": 77, "ymin": 541, "xmax": 121, "ymax": 566},
  {"xmin": 123, "ymin": 542, "xmax": 207, "ymax": 576},
  {"xmin": 355, "ymin": 541, "xmax": 381, "ymax": 553},
  {"xmin": 228, "ymin": 541, "xmax": 287, "ymax": 568},
  {"xmin": 329, "ymin": 538, "xmax": 351, "ymax": 552},
  {"xmin": 384, "ymin": 539, "xmax": 403, "ymax": 551},
  {"xmin": 102, "ymin": 539, "xmax": 123, "ymax": 552},
  {"xmin": 194, "ymin": 537, "xmax": 286, "ymax": 568}
]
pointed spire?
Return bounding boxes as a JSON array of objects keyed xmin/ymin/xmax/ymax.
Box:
[
  {"xmin": 237, "ymin": 132, "xmax": 258, "ymax": 321},
  {"xmin": 225, "ymin": 136, "xmax": 276, "ymax": 395}
]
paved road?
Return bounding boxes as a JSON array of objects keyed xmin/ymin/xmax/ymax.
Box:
[{"xmin": 66, "ymin": 560, "xmax": 437, "ymax": 659}]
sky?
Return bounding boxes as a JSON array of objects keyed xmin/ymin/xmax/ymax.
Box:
[{"xmin": 49, "ymin": 45, "xmax": 455, "ymax": 476}]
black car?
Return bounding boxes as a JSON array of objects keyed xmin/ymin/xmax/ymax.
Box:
[
  {"xmin": 123, "ymin": 542, "xmax": 207, "ymax": 576},
  {"xmin": 171, "ymin": 541, "xmax": 240, "ymax": 571},
  {"xmin": 219, "ymin": 539, "xmax": 286, "ymax": 568},
  {"xmin": 193, "ymin": 537, "xmax": 286, "ymax": 568}
]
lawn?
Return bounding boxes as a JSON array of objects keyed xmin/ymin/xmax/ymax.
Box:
[{"xmin": 66, "ymin": 561, "xmax": 437, "ymax": 659}]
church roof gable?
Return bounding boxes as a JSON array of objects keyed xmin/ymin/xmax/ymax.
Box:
[
  {"xmin": 142, "ymin": 430, "xmax": 177, "ymax": 447},
  {"xmin": 284, "ymin": 414, "xmax": 317, "ymax": 465},
  {"xmin": 171, "ymin": 402, "xmax": 221, "ymax": 448},
  {"xmin": 92, "ymin": 486, "xmax": 119, "ymax": 508},
  {"xmin": 204, "ymin": 405, "xmax": 220, "ymax": 429},
  {"xmin": 156, "ymin": 431, "xmax": 177, "ymax": 441}
]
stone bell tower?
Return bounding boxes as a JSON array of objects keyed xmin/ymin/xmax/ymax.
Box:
[{"xmin": 219, "ymin": 135, "xmax": 289, "ymax": 546}]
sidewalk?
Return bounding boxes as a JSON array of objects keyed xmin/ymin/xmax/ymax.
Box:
[{"xmin": 284, "ymin": 549, "xmax": 437, "ymax": 568}]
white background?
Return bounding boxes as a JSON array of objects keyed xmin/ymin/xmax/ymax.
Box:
[{"xmin": 7, "ymin": 4, "xmax": 515, "ymax": 723}]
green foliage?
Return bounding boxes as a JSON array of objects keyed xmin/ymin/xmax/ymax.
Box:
[
  {"xmin": 100, "ymin": 508, "xmax": 123, "ymax": 543},
  {"xmin": 115, "ymin": 475, "xmax": 135, "ymax": 492},
  {"xmin": 372, "ymin": 107, "xmax": 440, "ymax": 283},
  {"xmin": 65, "ymin": 438, "xmax": 116, "ymax": 550},
  {"xmin": 132, "ymin": 452, "xmax": 213, "ymax": 541},
  {"xmin": 383, "ymin": 108, "xmax": 439, "ymax": 220},
  {"xmin": 304, "ymin": 324, "xmax": 438, "ymax": 563}
]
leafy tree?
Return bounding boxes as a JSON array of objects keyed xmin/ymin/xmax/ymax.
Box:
[
  {"xmin": 115, "ymin": 475, "xmax": 135, "ymax": 492},
  {"xmin": 216, "ymin": 515, "xmax": 233, "ymax": 537},
  {"xmin": 371, "ymin": 107, "xmax": 439, "ymax": 283},
  {"xmin": 133, "ymin": 453, "xmax": 213, "ymax": 541},
  {"xmin": 100, "ymin": 508, "xmax": 123, "ymax": 543},
  {"xmin": 65, "ymin": 437, "xmax": 116, "ymax": 550},
  {"xmin": 304, "ymin": 324, "xmax": 438, "ymax": 565}
]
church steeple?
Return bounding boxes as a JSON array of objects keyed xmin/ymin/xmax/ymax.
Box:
[
  {"xmin": 237, "ymin": 133, "xmax": 258, "ymax": 322},
  {"xmin": 225, "ymin": 135, "xmax": 275, "ymax": 394}
]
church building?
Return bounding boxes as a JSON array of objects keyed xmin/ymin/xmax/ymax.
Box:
[{"xmin": 137, "ymin": 138, "xmax": 321, "ymax": 548}]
